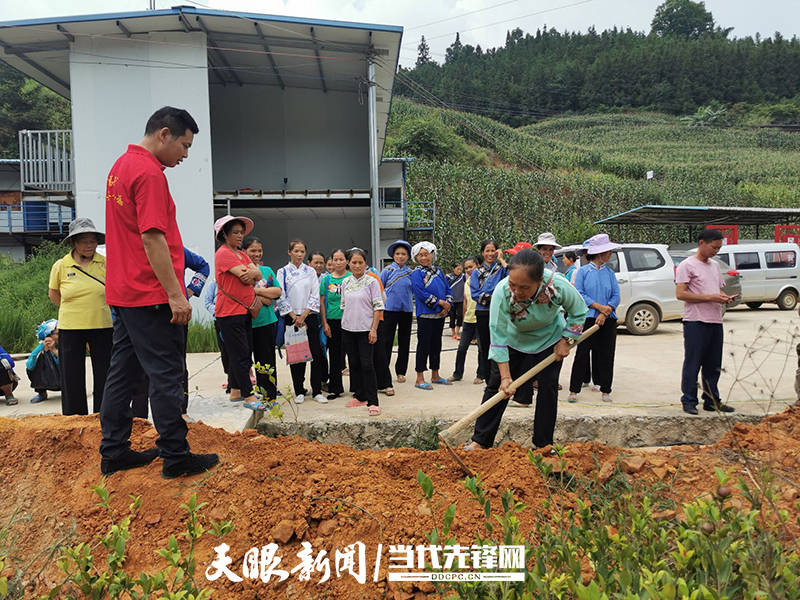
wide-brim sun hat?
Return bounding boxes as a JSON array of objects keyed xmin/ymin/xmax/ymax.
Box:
[
  {"xmin": 214, "ymin": 215, "xmax": 254, "ymax": 240},
  {"xmin": 63, "ymin": 217, "xmax": 105, "ymax": 244},
  {"xmin": 505, "ymin": 241, "xmax": 533, "ymax": 255},
  {"xmin": 387, "ymin": 239, "xmax": 412, "ymax": 259},
  {"xmin": 585, "ymin": 233, "xmax": 621, "ymax": 255},
  {"xmin": 534, "ymin": 232, "xmax": 561, "ymax": 249}
]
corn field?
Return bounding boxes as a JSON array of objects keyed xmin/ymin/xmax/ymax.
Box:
[{"xmin": 387, "ymin": 99, "xmax": 800, "ymax": 267}]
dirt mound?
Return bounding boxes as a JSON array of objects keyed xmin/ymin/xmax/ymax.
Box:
[{"xmin": 1, "ymin": 409, "xmax": 800, "ymax": 599}]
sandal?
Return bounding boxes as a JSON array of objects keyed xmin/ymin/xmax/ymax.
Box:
[
  {"xmin": 345, "ymin": 398, "xmax": 367, "ymax": 408},
  {"xmin": 567, "ymin": 393, "xmax": 577, "ymax": 403},
  {"xmin": 5, "ymin": 397, "xmax": 18, "ymax": 406},
  {"xmin": 383, "ymin": 388, "xmax": 395, "ymax": 396},
  {"xmin": 414, "ymin": 382, "xmax": 433, "ymax": 391},
  {"xmin": 368, "ymin": 406, "xmax": 381, "ymax": 416},
  {"xmin": 243, "ymin": 399, "xmax": 270, "ymax": 411},
  {"xmin": 30, "ymin": 394, "xmax": 46, "ymax": 404},
  {"xmin": 432, "ymin": 378, "xmax": 450, "ymax": 385},
  {"xmin": 462, "ymin": 441, "xmax": 486, "ymax": 451},
  {"xmin": 396, "ymin": 375, "xmax": 406, "ymax": 383},
  {"xmin": 473, "ymin": 378, "xmax": 484, "ymax": 385}
]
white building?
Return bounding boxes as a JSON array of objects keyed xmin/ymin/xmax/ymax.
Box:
[{"xmin": 0, "ymin": 7, "xmax": 421, "ymax": 306}]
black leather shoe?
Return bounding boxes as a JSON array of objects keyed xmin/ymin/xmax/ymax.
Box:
[
  {"xmin": 162, "ymin": 453, "xmax": 219, "ymax": 479},
  {"xmin": 101, "ymin": 448, "xmax": 160, "ymax": 475},
  {"xmin": 703, "ymin": 402, "xmax": 735, "ymax": 413},
  {"xmin": 683, "ymin": 404, "xmax": 699, "ymax": 415}
]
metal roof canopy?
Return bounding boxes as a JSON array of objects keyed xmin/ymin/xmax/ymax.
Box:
[
  {"xmin": 595, "ymin": 205, "xmax": 800, "ymax": 227},
  {"xmin": 0, "ymin": 6, "xmax": 403, "ymax": 148}
]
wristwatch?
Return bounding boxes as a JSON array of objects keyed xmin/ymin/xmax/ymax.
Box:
[{"xmin": 562, "ymin": 336, "xmax": 576, "ymax": 346}]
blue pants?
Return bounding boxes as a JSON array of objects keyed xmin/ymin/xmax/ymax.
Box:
[
  {"xmin": 680, "ymin": 321, "xmax": 723, "ymax": 407},
  {"xmin": 101, "ymin": 305, "xmax": 189, "ymax": 464}
]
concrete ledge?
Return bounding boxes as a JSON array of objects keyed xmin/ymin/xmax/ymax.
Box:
[{"xmin": 256, "ymin": 412, "xmax": 765, "ymax": 449}]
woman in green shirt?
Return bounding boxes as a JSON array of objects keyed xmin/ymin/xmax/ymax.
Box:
[
  {"xmin": 320, "ymin": 249, "xmax": 350, "ymax": 400},
  {"xmin": 464, "ymin": 249, "xmax": 588, "ymax": 450},
  {"xmin": 243, "ymin": 237, "xmax": 283, "ymax": 403}
]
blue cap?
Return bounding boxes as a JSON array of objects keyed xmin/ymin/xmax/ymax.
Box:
[
  {"xmin": 387, "ymin": 239, "xmax": 412, "ymax": 259},
  {"xmin": 36, "ymin": 319, "xmax": 58, "ymax": 341}
]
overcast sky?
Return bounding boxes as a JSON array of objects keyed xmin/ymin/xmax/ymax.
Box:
[{"xmin": 0, "ymin": 1, "xmax": 797, "ymax": 68}]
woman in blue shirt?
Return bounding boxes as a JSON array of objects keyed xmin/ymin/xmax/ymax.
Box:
[
  {"xmin": 568, "ymin": 234, "xmax": 621, "ymax": 404},
  {"xmin": 469, "ymin": 239, "xmax": 508, "ymax": 384},
  {"xmin": 380, "ymin": 240, "xmax": 414, "ymax": 384},
  {"xmin": 410, "ymin": 241, "xmax": 453, "ymax": 390}
]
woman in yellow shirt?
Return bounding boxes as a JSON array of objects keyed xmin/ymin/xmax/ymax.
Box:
[{"xmin": 48, "ymin": 218, "xmax": 113, "ymax": 415}]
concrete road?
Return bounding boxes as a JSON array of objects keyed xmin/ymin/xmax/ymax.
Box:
[{"xmin": 3, "ymin": 306, "xmax": 798, "ymax": 432}]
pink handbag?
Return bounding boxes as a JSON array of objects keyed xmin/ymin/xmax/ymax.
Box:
[{"xmin": 284, "ymin": 325, "xmax": 313, "ymax": 365}]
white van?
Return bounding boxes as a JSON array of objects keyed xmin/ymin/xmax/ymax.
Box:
[
  {"xmin": 710, "ymin": 242, "xmax": 799, "ymax": 310},
  {"xmin": 558, "ymin": 243, "xmax": 684, "ymax": 335}
]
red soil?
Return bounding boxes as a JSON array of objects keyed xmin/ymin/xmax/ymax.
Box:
[{"xmin": 1, "ymin": 408, "xmax": 799, "ymax": 599}]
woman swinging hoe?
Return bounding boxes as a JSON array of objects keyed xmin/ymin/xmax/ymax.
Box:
[{"xmin": 464, "ymin": 249, "xmax": 588, "ymax": 451}]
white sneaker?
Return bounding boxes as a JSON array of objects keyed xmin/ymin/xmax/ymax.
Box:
[
  {"xmin": 313, "ymin": 394, "xmax": 328, "ymax": 404},
  {"xmin": 294, "ymin": 394, "xmax": 305, "ymax": 404},
  {"xmin": 591, "ymin": 384, "xmax": 601, "ymax": 392}
]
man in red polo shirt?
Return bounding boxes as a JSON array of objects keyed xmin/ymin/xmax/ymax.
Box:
[{"xmin": 100, "ymin": 106, "xmax": 218, "ymax": 478}]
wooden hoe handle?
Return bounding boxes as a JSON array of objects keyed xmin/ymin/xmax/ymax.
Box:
[{"xmin": 439, "ymin": 323, "xmax": 601, "ymax": 442}]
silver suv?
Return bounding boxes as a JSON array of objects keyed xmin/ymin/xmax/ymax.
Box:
[{"xmin": 558, "ymin": 243, "xmax": 740, "ymax": 335}]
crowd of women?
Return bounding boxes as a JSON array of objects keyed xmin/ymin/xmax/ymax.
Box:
[{"xmin": 17, "ymin": 214, "xmax": 626, "ymax": 449}]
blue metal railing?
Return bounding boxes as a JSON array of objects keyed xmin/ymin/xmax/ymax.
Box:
[{"xmin": 0, "ymin": 201, "xmax": 74, "ymax": 234}]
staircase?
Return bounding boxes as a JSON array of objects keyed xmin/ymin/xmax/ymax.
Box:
[{"xmin": 404, "ymin": 196, "xmax": 435, "ymax": 245}]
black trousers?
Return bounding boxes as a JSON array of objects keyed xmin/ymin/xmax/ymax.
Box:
[
  {"xmin": 681, "ymin": 321, "xmax": 723, "ymax": 407},
  {"xmin": 289, "ymin": 313, "xmax": 324, "ymax": 397},
  {"xmin": 58, "ymin": 327, "xmax": 113, "ymax": 416},
  {"xmin": 449, "ymin": 302, "xmax": 464, "ymax": 329},
  {"xmin": 100, "ymin": 305, "xmax": 189, "ymax": 463},
  {"xmin": 253, "ymin": 322, "xmax": 278, "ymax": 400},
  {"xmin": 130, "ymin": 323, "xmax": 190, "ymax": 418},
  {"xmin": 214, "ymin": 319, "xmax": 230, "ymax": 392},
  {"xmin": 325, "ymin": 319, "xmax": 345, "ymax": 395},
  {"xmin": 453, "ymin": 321, "xmax": 487, "ymax": 379},
  {"xmin": 373, "ymin": 321, "xmax": 393, "ymax": 389},
  {"xmin": 416, "ymin": 316, "xmax": 445, "ymax": 373},
  {"xmin": 472, "ymin": 344, "xmax": 563, "ymax": 449},
  {"xmin": 475, "ymin": 311, "xmax": 491, "ymax": 381},
  {"xmin": 569, "ymin": 317, "xmax": 617, "ymax": 394},
  {"xmin": 217, "ymin": 313, "xmax": 254, "ymax": 397},
  {"xmin": 383, "ymin": 310, "xmax": 412, "ymax": 376},
  {"xmin": 343, "ymin": 330, "xmax": 378, "ymax": 406}
]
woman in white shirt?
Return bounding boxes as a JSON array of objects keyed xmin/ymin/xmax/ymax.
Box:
[{"xmin": 276, "ymin": 239, "xmax": 326, "ymax": 405}]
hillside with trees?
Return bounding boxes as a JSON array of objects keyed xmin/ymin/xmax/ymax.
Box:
[
  {"xmin": 385, "ymin": 97, "xmax": 800, "ymax": 267},
  {"xmin": 398, "ymin": 0, "xmax": 800, "ymax": 126}
]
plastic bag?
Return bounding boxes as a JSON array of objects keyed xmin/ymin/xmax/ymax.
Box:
[
  {"xmin": 285, "ymin": 325, "xmax": 312, "ymax": 365},
  {"xmin": 27, "ymin": 351, "xmax": 61, "ymax": 391}
]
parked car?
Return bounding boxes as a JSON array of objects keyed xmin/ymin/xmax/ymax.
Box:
[
  {"xmin": 699, "ymin": 242, "xmax": 800, "ymax": 311},
  {"xmin": 669, "ymin": 252, "xmax": 743, "ymax": 315},
  {"xmin": 557, "ymin": 243, "xmax": 682, "ymax": 335}
]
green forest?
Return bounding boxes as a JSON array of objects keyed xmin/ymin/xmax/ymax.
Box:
[{"xmin": 397, "ymin": 0, "xmax": 800, "ymax": 126}]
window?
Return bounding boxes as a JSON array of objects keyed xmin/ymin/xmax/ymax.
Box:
[
  {"xmin": 623, "ymin": 248, "xmax": 665, "ymax": 272},
  {"xmin": 765, "ymin": 250, "xmax": 796, "ymax": 269},
  {"xmin": 379, "ymin": 187, "xmax": 402, "ymax": 208},
  {"xmin": 734, "ymin": 252, "xmax": 760, "ymax": 270},
  {"xmin": 715, "ymin": 253, "xmax": 730, "ymax": 266},
  {"xmin": 606, "ymin": 252, "xmax": 620, "ymax": 273}
]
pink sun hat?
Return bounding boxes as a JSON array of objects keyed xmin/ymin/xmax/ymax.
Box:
[
  {"xmin": 585, "ymin": 233, "xmax": 621, "ymax": 255},
  {"xmin": 214, "ymin": 215, "xmax": 254, "ymax": 240}
]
